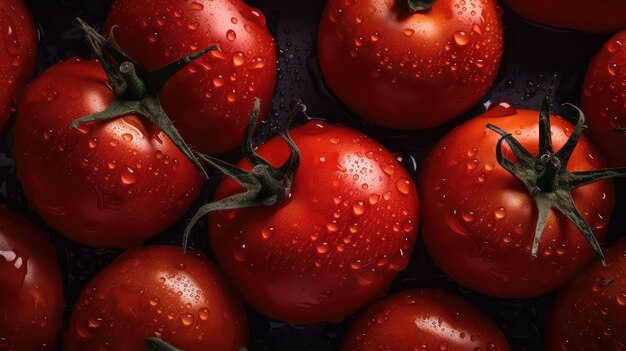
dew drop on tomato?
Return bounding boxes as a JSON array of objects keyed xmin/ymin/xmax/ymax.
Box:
[{"xmin": 483, "ymin": 99, "xmax": 517, "ymax": 117}]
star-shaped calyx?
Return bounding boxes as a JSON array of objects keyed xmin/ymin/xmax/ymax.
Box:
[
  {"xmin": 71, "ymin": 18, "xmax": 216, "ymax": 178},
  {"xmin": 486, "ymin": 93, "xmax": 626, "ymax": 263},
  {"xmin": 182, "ymin": 99, "xmax": 304, "ymax": 250}
]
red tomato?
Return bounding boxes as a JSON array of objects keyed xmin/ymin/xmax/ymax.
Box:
[
  {"xmin": 318, "ymin": 0, "xmax": 503, "ymax": 129},
  {"xmin": 209, "ymin": 120, "xmax": 419, "ymax": 324},
  {"xmin": 64, "ymin": 245, "xmax": 248, "ymax": 351},
  {"xmin": 13, "ymin": 58, "xmax": 203, "ymax": 248},
  {"xmin": 420, "ymin": 104, "xmax": 615, "ymax": 298},
  {"xmin": 103, "ymin": 0, "xmax": 277, "ymax": 156},
  {"xmin": 503, "ymin": 0, "xmax": 626, "ymax": 34},
  {"xmin": 0, "ymin": 0, "xmax": 36, "ymax": 130},
  {"xmin": 544, "ymin": 238, "xmax": 626, "ymax": 350},
  {"xmin": 0, "ymin": 205, "xmax": 64, "ymax": 350},
  {"xmin": 581, "ymin": 30, "xmax": 626, "ymax": 166},
  {"xmin": 341, "ymin": 289, "xmax": 510, "ymax": 351}
]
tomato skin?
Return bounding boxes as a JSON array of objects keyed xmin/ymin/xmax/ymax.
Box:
[
  {"xmin": 318, "ymin": 0, "xmax": 503, "ymax": 130},
  {"xmin": 209, "ymin": 121, "xmax": 419, "ymax": 324},
  {"xmin": 503, "ymin": 0, "xmax": 626, "ymax": 34},
  {"xmin": 544, "ymin": 239, "xmax": 626, "ymax": 351},
  {"xmin": 581, "ymin": 30, "xmax": 626, "ymax": 167},
  {"xmin": 341, "ymin": 289, "xmax": 510, "ymax": 351},
  {"xmin": 0, "ymin": 205, "xmax": 64, "ymax": 350},
  {"xmin": 63, "ymin": 246, "xmax": 248, "ymax": 351},
  {"xmin": 103, "ymin": 0, "xmax": 277, "ymax": 156},
  {"xmin": 0, "ymin": 0, "xmax": 37, "ymax": 130},
  {"xmin": 421, "ymin": 108, "xmax": 614, "ymax": 298},
  {"xmin": 13, "ymin": 58, "xmax": 202, "ymax": 248}
]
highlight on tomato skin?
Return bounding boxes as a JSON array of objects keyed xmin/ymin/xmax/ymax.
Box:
[
  {"xmin": 209, "ymin": 120, "xmax": 420, "ymax": 325},
  {"xmin": 63, "ymin": 245, "xmax": 248, "ymax": 351},
  {"xmin": 340, "ymin": 289, "xmax": 510, "ymax": 351},
  {"xmin": 420, "ymin": 103, "xmax": 616, "ymax": 298},
  {"xmin": 544, "ymin": 238, "xmax": 626, "ymax": 351},
  {"xmin": 0, "ymin": 205, "xmax": 65, "ymax": 351},
  {"xmin": 581, "ymin": 30, "xmax": 626, "ymax": 167},
  {"xmin": 318, "ymin": 0, "xmax": 504, "ymax": 130},
  {"xmin": 0, "ymin": 0, "xmax": 37, "ymax": 131},
  {"xmin": 12, "ymin": 58, "xmax": 204, "ymax": 249},
  {"xmin": 103, "ymin": 0, "xmax": 278, "ymax": 157}
]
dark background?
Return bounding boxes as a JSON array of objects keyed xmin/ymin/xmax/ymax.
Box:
[{"xmin": 1, "ymin": 0, "xmax": 623, "ymax": 350}]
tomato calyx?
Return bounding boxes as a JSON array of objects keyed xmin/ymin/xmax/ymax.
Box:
[
  {"xmin": 486, "ymin": 93, "xmax": 626, "ymax": 263},
  {"xmin": 398, "ymin": 0, "xmax": 435, "ymax": 12},
  {"xmin": 70, "ymin": 18, "xmax": 216, "ymax": 179},
  {"xmin": 181, "ymin": 99, "xmax": 303, "ymax": 250}
]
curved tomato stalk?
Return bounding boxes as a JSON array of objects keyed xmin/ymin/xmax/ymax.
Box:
[
  {"xmin": 182, "ymin": 98, "xmax": 303, "ymax": 250},
  {"xmin": 71, "ymin": 18, "xmax": 216, "ymax": 179},
  {"xmin": 145, "ymin": 337, "xmax": 249, "ymax": 351},
  {"xmin": 486, "ymin": 93, "xmax": 626, "ymax": 263}
]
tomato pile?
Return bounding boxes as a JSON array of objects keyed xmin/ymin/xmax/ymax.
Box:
[{"xmin": 1, "ymin": 0, "xmax": 626, "ymax": 350}]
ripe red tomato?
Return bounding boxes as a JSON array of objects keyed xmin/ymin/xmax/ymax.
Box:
[
  {"xmin": 0, "ymin": 0, "xmax": 37, "ymax": 130},
  {"xmin": 209, "ymin": 120, "xmax": 419, "ymax": 324},
  {"xmin": 502, "ymin": 0, "xmax": 626, "ymax": 34},
  {"xmin": 544, "ymin": 238, "xmax": 626, "ymax": 351},
  {"xmin": 581, "ymin": 30, "xmax": 626, "ymax": 167},
  {"xmin": 13, "ymin": 58, "xmax": 203, "ymax": 248},
  {"xmin": 64, "ymin": 245, "xmax": 248, "ymax": 351},
  {"xmin": 103, "ymin": 0, "xmax": 277, "ymax": 156},
  {"xmin": 341, "ymin": 289, "xmax": 510, "ymax": 351},
  {"xmin": 421, "ymin": 103, "xmax": 615, "ymax": 298},
  {"xmin": 318, "ymin": 0, "xmax": 503, "ymax": 129},
  {"xmin": 0, "ymin": 205, "xmax": 64, "ymax": 350}
]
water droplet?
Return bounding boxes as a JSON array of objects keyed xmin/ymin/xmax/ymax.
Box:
[
  {"xmin": 462, "ymin": 211, "xmax": 474, "ymax": 222},
  {"xmin": 261, "ymin": 228, "xmax": 272, "ymax": 240},
  {"xmin": 368, "ymin": 194, "xmax": 380, "ymax": 205},
  {"xmin": 232, "ymin": 51, "xmax": 245, "ymax": 67},
  {"xmin": 472, "ymin": 23, "xmax": 482, "ymax": 34},
  {"xmin": 107, "ymin": 161, "xmax": 117, "ymax": 170},
  {"xmin": 180, "ymin": 313, "xmax": 194, "ymax": 326},
  {"xmin": 316, "ymin": 242, "xmax": 329, "ymax": 254},
  {"xmin": 467, "ymin": 147, "xmax": 478, "ymax": 157},
  {"xmin": 189, "ymin": 1, "xmax": 204, "ymax": 11},
  {"xmin": 120, "ymin": 167, "xmax": 137, "ymax": 185},
  {"xmin": 370, "ymin": 32, "xmax": 380, "ymax": 42},
  {"xmin": 122, "ymin": 133, "xmax": 133, "ymax": 142},
  {"xmin": 453, "ymin": 31, "xmax": 469, "ymax": 46},
  {"xmin": 212, "ymin": 76, "xmax": 225, "ymax": 87},
  {"xmin": 381, "ymin": 163, "xmax": 396, "ymax": 176},
  {"xmin": 467, "ymin": 159, "xmax": 479, "ymax": 170},
  {"xmin": 193, "ymin": 308, "xmax": 209, "ymax": 323},
  {"xmin": 350, "ymin": 201, "xmax": 365, "ymax": 216},
  {"xmin": 356, "ymin": 268, "xmax": 378, "ymax": 286},
  {"xmin": 148, "ymin": 32, "xmax": 159, "ymax": 44},
  {"xmin": 395, "ymin": 178, "xmax": 411, "ymax": 195},
  {"xmin": 250, "ymin": 57, "xmax": 266, "ymax": 69},
  {"xmin": 149, "ymin": 297, "xmax": 159, "ymax": 306},
  {"xmin": 608, "ymin": 62, "xmax": 618, "ymax": 76},
  {"xmin": 233, "ymin": 246, "xmax": 246, "ymax": 262},
  {"xmin": 495, "ymin": 207, "xmax": 506, "ymax": 219},
  {"xmin": 226, "ymin": 30, "xmax": 236, "ymax": 41},
  {"xmin": 403, "ymin": 29, "xmax": 415, "ymax": 36},
  {"xmin": 616, "ymin": 290, "xmax": 626, "ymax": 305},
  {"xmin": 88, "ymin": 138, "xmax": 99, "ymax": 149},
  {"xmin": 88, "ymin": 317, "xmax": 103, "ymax": 328},
  {"xmin": 607, "ymin": 40, "xmax": 623, "ymax": 53}
]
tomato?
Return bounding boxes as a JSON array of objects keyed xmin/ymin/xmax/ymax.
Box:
[
  {"xmin": 544, "ymin": 238, "xmax": 626, "ymax": 350},
  {"xmin": 0, "ymin": 0, "xmax": 37, "ymax": 130},
  {"xmin": 341, "ymin": 289, "xmax": 510, "ymax": 351},
  {"xmin": 13, "ymin": 58, "xmax": 203, "ymax": 248},
  {"xmin": 581, "ymin": 30, "xmax": 626, "ymax": 167},
  {"xmin": 318, "ymin": 0, "xmax": 503, "ymax": 130},
  {"xmin": 63, "ymin": 245, "xmax": 248, "ymax": 351},
  {"xmin": 420, "ymin": 101, "xmax": 617, "ymax": 298},
  {"xmin": 103, "ymin": 0, "xmax": 277, "ymax": 156},
  {"xmin": 208, "ymin": 119, "xmax": 419, "ymax": 324},
  {"xmin": 0, "ymin": 205, "xmax": 64, "ymax": 350},
  {"xmin": 502, "ymin": 0, "xmax": 626, "ymax": 34}
]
